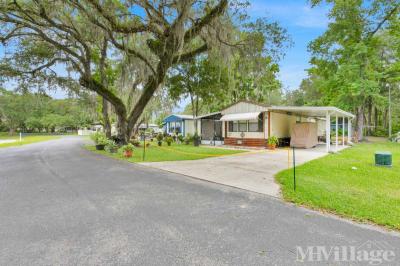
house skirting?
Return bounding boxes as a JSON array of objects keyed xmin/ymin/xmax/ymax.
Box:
[{"xmin": 224, "ymin": 137, "xmax": 266, "ymax": 147}]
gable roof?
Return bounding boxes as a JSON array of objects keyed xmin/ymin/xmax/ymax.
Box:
[{"xmin": 220, "ymin": 100, "xmax": 270, "ymax": 112}]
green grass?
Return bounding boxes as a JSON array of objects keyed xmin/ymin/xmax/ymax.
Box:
[
  {"xmin": 85, "ymin": 142, "xmax": 245, "ymax": 163},
  {"xmin": 276, "ymin": 141, "xmax": 400, "ymax": 230},
  {"xmin": 0, "ymin": 134, "xmax": 60, "ymax": 148}
]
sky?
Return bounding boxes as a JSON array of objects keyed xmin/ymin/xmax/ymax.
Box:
[
  {"xmin": 249, "ymin": 0, "xmax": 330, "ymax": 91},
  {"xmin": 0, "ymin": 0, "xmax": 330, "ymax": 100}
]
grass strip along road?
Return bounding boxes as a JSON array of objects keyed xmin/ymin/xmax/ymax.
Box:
[
  {"xmin": 276, "ymin": 141, "xmax": 400, "ymax": 230},
  {"xmin": 86, "ymin": 142, "xmax": 245, "ymax": 163}
]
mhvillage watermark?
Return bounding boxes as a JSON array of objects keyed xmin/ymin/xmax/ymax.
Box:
[{"xmin": 296, "ymin": 241, "xmax": 396, "ymax": 265}]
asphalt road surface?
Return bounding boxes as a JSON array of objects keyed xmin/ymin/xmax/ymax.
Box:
[{"xmin": 1, "ymin": 137, "xmax": 399, "ymax": 265}]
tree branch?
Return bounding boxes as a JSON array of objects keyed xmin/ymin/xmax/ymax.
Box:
[
  {"xmin": 367, "ymin": 4, "xmax": 400, "ymax": 39},
  {"xmin": 108, "ymin": 33, "xmax": 156, "ymax": 75},
  {"xmin": 184, "ymin": 0, "xmax": 228, "ymax": 43},
  {"xmin": 85, "ymin": 0, "xmax": 160, "ymax": 35},
  {"xmin": 172, "ymin": 44, "xmax": 208, "ymax": 64}
]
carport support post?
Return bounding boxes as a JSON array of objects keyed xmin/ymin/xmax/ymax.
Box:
[
  {"xmin": 342, "ymin": 117, "xmax": 345, "ymax": 147},
  {"xmin": 326, "ymin": 112, "xmax": 331, "ymax": 153},
  {"xmin": 335, "ymin": 115, "xmax": 338, "ymax": 152},
  {"xmin": 348, "ymin": 119, "xmax": 352, "ymax": 143}
]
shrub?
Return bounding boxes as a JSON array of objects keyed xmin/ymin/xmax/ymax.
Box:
[
  {"xmin": 267, "ymin": 136, "xmax": 279, "ymax": 145},
  {"xmin": 193, "ymin": 133, "xmax": 200, "ymax": 146},
  {"xmin": 156, "ymin": 133, "xmax": 163, "ymax": 142},
  {"xmin": 105, "ymin": 140, "xmax": 118, "ymax": 153},
  {"xmin": 184, "ymin": 133, "xmax": 193, "ymax": 145},
  {"xmin": 165, "ymin": 136, "xmax": 173, "ymax": 146},
  {"xmin": 90, "ymin": 132, "xmax": 108, "ymax": 145},
  {"xmin": 177, "ymin": 134, "xmax": 184, "ymax": 143},
  {"xmin": 121, "ymin": 143, "xmax": 134, "ymax": 153},
  {"xmin": 130, "ymin": 138, "xmax": 141, "ymax": 147},
  {"xmin": 371, "ymin": 127, "xmax": 388, "ymax": 137}
]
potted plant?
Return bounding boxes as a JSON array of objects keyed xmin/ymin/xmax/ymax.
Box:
[
  {"xmin": 121, "ymin": 143, "xmax": 134, "ymax": 158},
  {"xmin": 90, "ymin": 132, "xmax": 108, "ymax": 150},
  {"xmin": 267, "ymin": 136, "xmax": 279, "ymax": 150},
  {"xmin": 165, "ymin": 136, "xmax": 173, "ymax": 146},
  {"xmin": 105, "ymin": 140, "xmax": 119, "ymax": 153},
  {"xmin": 156, "ymin": 133, "xmax": 163, "ymax": 146},
  {"xmin": 193, "ymin": 133, "xmax": 201, "ymax": 147},
  {"xmin": 184, "ymin": 133, "xmax": 192, "ymax": 145}
]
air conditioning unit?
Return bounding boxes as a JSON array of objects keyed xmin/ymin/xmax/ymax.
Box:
[{"xmin": 375, "ymin": 151, "xmax": 392, "ymax": 167}]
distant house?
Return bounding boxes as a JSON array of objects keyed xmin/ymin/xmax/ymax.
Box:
[
  {"xmin": 163, "ymin": 114, "xmax": 199, "ymax": 137},
  {"xmin": 138, "ymin": 123, "xmax": 163, "ymax": 134}
]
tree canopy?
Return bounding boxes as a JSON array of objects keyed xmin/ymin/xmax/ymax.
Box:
[
  {"xmin": 290, "ymin": 0, "xmax": 400, "ymax": 139},
  {"xmin": 0, "ymin": 0, "xmax": 236, "ymax": 143}
]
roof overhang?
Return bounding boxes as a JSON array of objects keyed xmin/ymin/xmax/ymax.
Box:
[
  {"xmin": 196, "ymin": 112, "xmax": 221, "ymax": 119},
  {"xmin": 268, "ymin": 106, "xmax": 355, "ymax": 119},
  {"xmin": 220, "ymin": 112, "xmax": 261, "ymax": 121},
  {"xmin": 163, "ymin": 114, "xmax": 194, "ymax": 123}
]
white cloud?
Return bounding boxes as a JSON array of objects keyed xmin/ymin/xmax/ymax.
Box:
[{"xmin": 278, "ymin": 65, "xmax": 308, "ymax": 91}]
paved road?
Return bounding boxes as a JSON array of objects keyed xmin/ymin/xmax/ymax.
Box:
[{"xmin": 1, "ymin": 137, "xmax": 399, "ymax": 265}]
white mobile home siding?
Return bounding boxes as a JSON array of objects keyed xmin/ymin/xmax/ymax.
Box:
[{"xmin": 222, "ymin": 101, "xmax": 266, "ymax": 115}]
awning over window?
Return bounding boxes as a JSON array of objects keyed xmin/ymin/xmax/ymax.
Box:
[{"xmin": 220, "ymin": 112, "xmax": 261, "ymax": 121}]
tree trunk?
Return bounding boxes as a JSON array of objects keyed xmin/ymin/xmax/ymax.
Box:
[
  {"xmin": 383, "ymin": 108, "xmax": 388, "ymax": 128},
  {"xmin": 126, "ymin": 61, "xmax": 170, "ymax": 138},
  {"xmin": 8, "ymin": 127, "xmax": 15, "ymax": 136},
  {"xmin": 102, "ymin": 97, "xmax": 112, "ymax": 138},
  {"xmin": 116, "ymin": 112, "xmax": 128, "ymax": 144},
  {"xmin": 356, "ymin": 106, "xmax": 364, "ymax": 141},
  {"xmin": 374, "ymin": 106, "xmax": 378, "ymax": 131},
  {"xmin": 131, "ymin": 118, "xmax": 144, "ymax": 137},
  {"xmin": 367, "ymin": 100, "xmax": 372, "ymax": 136}
]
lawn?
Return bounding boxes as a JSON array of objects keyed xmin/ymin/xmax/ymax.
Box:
[
  {"xmin": 0, "ymin": 133, "xmax": 61, "ymax": 148},
  {"xmin": 276, "ymin": 141, "xmax": 400, "ymax": 230},
  {"xmin": 85, "ymin": 142, "xmax": 245, "ymax": 163}
]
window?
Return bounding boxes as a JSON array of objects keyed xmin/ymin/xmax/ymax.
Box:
[
  {"xmin": 228, "ymin": 121, "xmax": 238, "ymax": 132},
  {"xmin": 169, "ymin": 122, "xmax": 175, "ymax": 133},
  {"xmin": 248, "ymin": 114, "xmax": 263, "ymax": 132},
  {"xmin": 238, "ymin": 121, "xmax": 247, "ymax": 132},
  {"xmin": 175, "ymin": 122, "xmax": 181, "ymax": 133},
  {"xmin": 228, "ymin": 117, "xmax": 263, "ymax": 133},
  {"xmin": 248, "ymin": 121, "xmax": 259, "ymax": 132}
]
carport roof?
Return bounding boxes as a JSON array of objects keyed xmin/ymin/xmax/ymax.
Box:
[{"xmin": 268, "ymin": 106, "xmax": 355, "ymax": 119}]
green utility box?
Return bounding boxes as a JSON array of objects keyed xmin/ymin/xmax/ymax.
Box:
[{"xmin": 375, "ymin": 151, "xmax": 392, "ymax": 167}]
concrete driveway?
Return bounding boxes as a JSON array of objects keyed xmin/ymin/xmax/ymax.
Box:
[
  {"xmin": 140, "ymin": 145, "xmax": 332, "ymax": 197},
  {"xmin": 1, "ymin": 137, "xmax": 399, "ymax": 265}
]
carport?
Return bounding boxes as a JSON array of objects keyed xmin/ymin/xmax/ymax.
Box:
[{"xmin": 269, "ymin": 106, "xmax": 355, "ymax": 153}]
